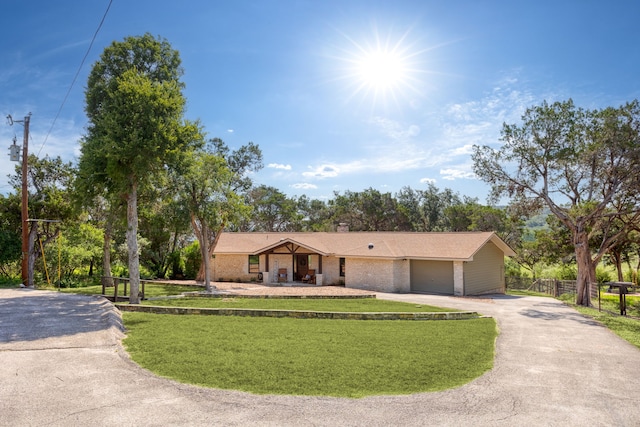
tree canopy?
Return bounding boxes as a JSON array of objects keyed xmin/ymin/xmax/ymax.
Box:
[
  {"xmin": 171, "ymin": 139, "xmax": 262, "ymax": 291},
  {"xmin": 473, "ymin": 99, "xmax": 640, "ymax": 305},
  {"xmin": 78, "ymin": 34, "xmax": 196, "ymax": 303}
]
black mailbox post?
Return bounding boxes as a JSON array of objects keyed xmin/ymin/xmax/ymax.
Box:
[{"xmin": 605, "ymin": 282, "xmax": 633, "ymax": 316}]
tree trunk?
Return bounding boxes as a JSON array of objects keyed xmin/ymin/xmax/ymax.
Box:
[
  {"xmin": 27, "ymin": 222, "xmax": 38, "ymax": 287},
  {"xmin": 611, "ymin": 250, "xmax": 624, "ymax": 282},
  {"xmin": 206, "ymin": 227, "xmax": 223, "ymax": 284},
  {"xmin": 196, "ymin": 261, "xmax": 204, "ymax": 283},
  {"xmin": 199, "ymin": 224, "xmax": 212, "ymax": 292},
  {"xmin": 127, "ymin": 182, "xmax": 141, "ymax": 304},
  {"xmin": 191, "ymin": 215, "xmax": 205, "ymax": 283},
  {"xmin": 102, "ymin": 219, "xmax": 113, "ymax": 287},
  {"xmin": 574, "ymin": 228, "xmax": 594, "ymax": 306}
]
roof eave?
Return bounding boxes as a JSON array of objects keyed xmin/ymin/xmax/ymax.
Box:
[{"xmin": 252, "ymin": 238, "xmax": 330, "ymax": 256}]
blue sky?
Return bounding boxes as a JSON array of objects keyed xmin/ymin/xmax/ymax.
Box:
[{"xmin": 2, "ymin": 0, "xmax": 639, "ymax": 202}]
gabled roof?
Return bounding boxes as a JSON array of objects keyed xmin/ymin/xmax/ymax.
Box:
[{"xmin": 214, "ymin": 232, "xmax": 516, "ymax": 261}]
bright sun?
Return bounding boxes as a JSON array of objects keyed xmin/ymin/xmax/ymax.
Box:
[
  {"xmin": 335, "ymin": 29, "xmax": 423, "ymax": 109},
  {"xmin": 355, "ymin": 49, "xmax": 408, "ymax": 91}
]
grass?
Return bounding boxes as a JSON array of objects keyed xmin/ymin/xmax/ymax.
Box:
[
  {"xmin": 55, "ymin": 283, "xmax": 201, "ymax": 298},
  {"xmin": 559, "ymin": 292, "xmax": 640, "ymax": 317},
  {"xmin": 122, "ymin": 312, "xmax": 496, "ymax": 397},
  {"xmin": 597, "ymin": 293, "xmax": 640, "ymax": 317},
  {"xmin": 572, "ymin": 305, "xmax": 640, "ymax": 348},
  {"xmin": 507, "ymin": 289, "xmax": 553, "ymax": 298},
  {"xmin": 0, "ymin": 280, "xmax": 21, "ymax": 289},
  {"xmin": 4, "ymin": 277, "xmax": 493, "ymax": 396},
  {"xmin": 142, "ymin": 297, "xmax": 457, "ymax": 313}
]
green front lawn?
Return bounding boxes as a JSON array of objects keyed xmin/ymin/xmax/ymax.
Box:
[
  {"xmin": 123, "ymin": 313, "xmax": 496, "ymax": 397},
  {"xmin": 142, "ymin": 297, "xmax": 457, "ymax": 313}
]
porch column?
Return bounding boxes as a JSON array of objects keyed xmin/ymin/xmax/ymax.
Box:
[
  {"xmin": 453, "ymin": 261, "xmax": 464, "ymax": 296},
  {"xmin": 316, "ymin": 255, "xmax": 323, "ymax": 285},
  {"xmin": 263, "ymin": 253, "xmax": 270, "ymax": 284}
]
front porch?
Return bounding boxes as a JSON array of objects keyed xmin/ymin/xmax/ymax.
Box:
[{"xmin": 257, "ymin": 241, "xmax": 325, "ymax": 286}]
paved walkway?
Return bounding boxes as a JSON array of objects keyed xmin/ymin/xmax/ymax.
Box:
[{"xmin": 1, "ymin": 288, "xmax": 640, "ymax": 426}]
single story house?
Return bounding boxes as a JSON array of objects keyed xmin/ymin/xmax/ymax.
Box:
[{"xmin": 212, "ymin": 231, "xmax": 516, "ymax": 296}]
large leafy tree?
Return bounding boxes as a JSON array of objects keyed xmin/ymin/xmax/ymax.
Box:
[
  {"xmin": 78, "ymin": 34, "xmax": 198, "ymax": 303},
  {"xmin": 172, "ymin": 140, "xmax": 260, "ymax": 291},
  {"xmin": 329, "ymin": 188, "xmax": 402, "ymax": 231},
  {"xmin": 473, "ymin": 99, "xmax": 640, "ymax": 306},
  {"xmin": 138, "ymin": 193, "xmax": 191, "ymax": 279},
  {"xmin": 54, "ymin": 221, "xmax": 104, "ymax": 280},
  {"xmin": 396, "ymin": 185, "xmax": 463, "ymax": 232},
  {"xmin": 295, "ymin": 195, "xmax": 332, "ymax": 231},
  {"xmin": 242, "ymin": 185, "xmax": 301, "ymax": 232}
]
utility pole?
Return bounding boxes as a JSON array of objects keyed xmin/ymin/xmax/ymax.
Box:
[{"xmin": 7, "ymin": 113, "xmax": 31, "ymax": 287}]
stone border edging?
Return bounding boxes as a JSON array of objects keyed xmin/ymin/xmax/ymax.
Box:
[
  {"xmin": 179, "ymin": 292, "xmax": 377, "ymax": 300},
  {"xmin": 115, "ymin": 303, "xmax": 482, "ymax": 320}
]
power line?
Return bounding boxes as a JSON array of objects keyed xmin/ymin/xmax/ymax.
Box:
[{"xmin": 36, "ymin": 0, "xmax": 113, "ymax": 157}]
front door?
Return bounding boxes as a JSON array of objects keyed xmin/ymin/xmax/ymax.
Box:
[{"xmin": 296, "ymin": 254, "xmax": 309, "ymax": 281}]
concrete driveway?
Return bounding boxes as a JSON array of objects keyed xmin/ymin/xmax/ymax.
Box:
[{"xmin": 1, "ymin": 288, "xmax": 640, "ymax": 426}]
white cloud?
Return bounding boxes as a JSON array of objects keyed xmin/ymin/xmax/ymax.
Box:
[
  {"xmin": 440, "ymin": 168, "xmax": 476, "ymax": 181},
  {"xmin": 268, "ymin": 163, "xmax": 292, "ymax": 170},
  {"xmin": 300, "ymin": 148, "xmax": 449, "ymax": 182},
  {"xmin": 449, "ymin": 144, "xmax": 474, "ymax": 156},
  {"xmin": 285, "ymin": 71, "xmax": 552, "ymax": 194},
  {"xmin": 301, "ymin": 155, "xmax": 433, "ymax": 180},
  {"xmin": 227, "ymin": 129, "xmax": 234, "ymax": 133},
  {"xmin": 302, "ymin": 164, "xmax": 340, "ymax": 179},
  {"xmin": 291, "ymin": 183, "xmax": 318, "ymax": 190},
  {"xmin": 369, "ymin": 116, "xmax": 421, "ymax": 140},
  {"xmin": 440, "ymin": 71, "xmax": 541, "ymax": 151}
]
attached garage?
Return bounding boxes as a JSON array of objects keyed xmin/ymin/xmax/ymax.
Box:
[
  {"xmin": 410, "ymin": 260, "xmax": 454, "ymax": 294},
  {"xmin": 463, "ymin": 242, "xmax": 506, "ymax": 295},
  {"xmin": 213, "ymin": 231, "xmax": 515, "ymax": 296}
]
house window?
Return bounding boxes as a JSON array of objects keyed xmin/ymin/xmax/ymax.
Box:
[
  {"xmin": 339, "ymin": 257, "xmax": 345, "ymax": 277},
  {"xmin": 248, "ymin": 255, "xmax": 260, "ymax": 273}
]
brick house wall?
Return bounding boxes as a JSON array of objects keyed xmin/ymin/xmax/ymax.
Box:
[
  {"xmin": 344, "ymin": 258, "xmax": 410, "ymax": 293},
  {"xmin": 213, "ymin": 254, "xmax": 258, "ymax": 282}
]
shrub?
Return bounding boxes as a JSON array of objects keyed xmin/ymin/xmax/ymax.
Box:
[
  {"xmin": 112, "ymin": 264, "xmax": 128, "ymax": 277},
  {"xmin": 556, "ymin": 264, "xmax": 577, "ymax": 280},
  {"xmin": 504, "ymin": 258, "xmax": 523, "ymax": 277},
  {"xmin": 168, "ymin": 251, "xmax": 185, "ymax": 279},
  {"xmin": 183, "ymin": 241, "xmax": 201, "ymax": 279},
  {"xmin": 595, "ymin": 266, "xmax": 613, "ymax": 284}
]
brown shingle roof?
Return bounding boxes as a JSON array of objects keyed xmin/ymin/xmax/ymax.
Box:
[{"xmin": 214, "ymin": 232, "xmax": 515, "ymax": 261}]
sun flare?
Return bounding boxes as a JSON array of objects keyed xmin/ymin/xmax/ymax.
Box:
[
  {"xmin": 333, "ymin": 28, "xmax": 423, "ymax": 109},
  {"xmin": 355, "ymin": 49, "xmax": 408, "ymax": 91}
]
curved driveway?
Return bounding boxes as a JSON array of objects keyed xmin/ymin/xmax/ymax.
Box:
[{"xmin": 1, "ymin": 288, "xmax": 640, "ymax": 426}]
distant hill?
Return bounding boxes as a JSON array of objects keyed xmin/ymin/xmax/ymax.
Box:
[{"xmin": 526, "ymin": 209, "xmax": 550, "ymax": 229}]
